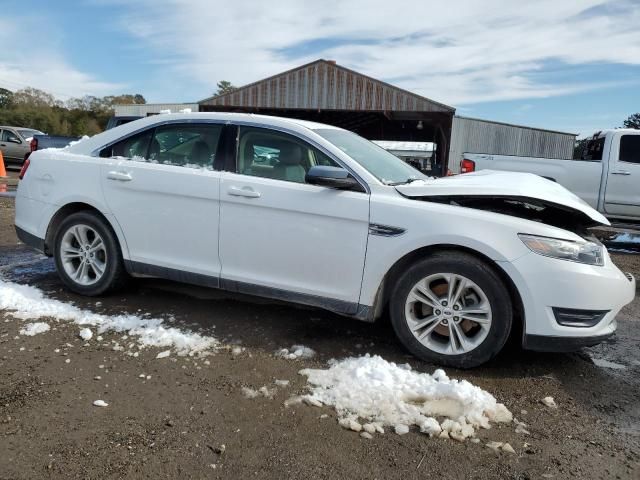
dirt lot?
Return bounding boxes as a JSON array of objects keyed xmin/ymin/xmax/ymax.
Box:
[{"xmin": 1, "ymin": 194, "xmax": 639, "ymax": 479}]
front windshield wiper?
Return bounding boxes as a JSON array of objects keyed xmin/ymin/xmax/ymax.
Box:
[{"xmin": 388, "ymin": 177, "xmax": 420, "ymax": 186}]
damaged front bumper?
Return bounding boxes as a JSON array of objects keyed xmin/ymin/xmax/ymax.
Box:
[{"xmin": 497, "ymin": 251, "xmax": 635, "ymax": 352}]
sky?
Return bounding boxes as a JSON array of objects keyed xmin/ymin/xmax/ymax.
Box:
[{"xmin": 1, "ymin": 0, "xmax": 639, "ymax": 136}]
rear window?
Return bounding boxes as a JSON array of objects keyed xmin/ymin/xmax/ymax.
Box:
[
  {"xmin": 619, "ymin": 135, "xmax": 640, "ymax": 164},
  {"xmin": 577, "ymin": 137, "xmax": 605, "ymax": 161}
]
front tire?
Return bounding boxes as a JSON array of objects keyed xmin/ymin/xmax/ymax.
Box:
[
  {"xmin": 389, "ymin": 252, "xmax": 513, "ymax": 368},
  {"xmin": 53, "ymin": 211, "xmax": 127, "ymax": 296}
]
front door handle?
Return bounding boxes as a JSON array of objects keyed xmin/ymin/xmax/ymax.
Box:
[
  {"xmin": 227, "ymin": 186, "xmax": 261, "ymax": 198},
  {"xmin": 611, "ymin": 170, "xmax": 631, "ymax": 176},
  {"xmin": 107, "ymin": 171, "xmax": 132, "ymax": 181}
]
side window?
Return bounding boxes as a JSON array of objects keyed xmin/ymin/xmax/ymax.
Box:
[
  {"xmin": 237, "ymin": 127, "xmax": 340, "ymax": 183},
  {"xmin": 99, "ymin": 123, "xmax": 222, "ymax": 169},
  {"xmin": 1, "ymin": 130, "xmax": 21, "ymax": 143},
  {"xmin": 149, "ymin": 124, "xmax": 222, "ymax": 169},
  {"xmin": 619, "ymin": 135, "xmax": 640, "ymax": 164},
  {"xmin": 100, "ymin": 129, "xmax": 153, "ymax": 160}
]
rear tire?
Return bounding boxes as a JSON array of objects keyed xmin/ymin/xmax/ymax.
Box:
[
  {"xmin": 53, "ymin": 211, "xmax": 128, "ymax": 296},
  {"xmin": 389, "ymin": 251, "xmax": 513, "ymax": 368}
]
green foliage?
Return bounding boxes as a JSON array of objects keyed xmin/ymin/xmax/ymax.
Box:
[
  {"xmin": 0, "ymin": 88, "xmax": 13, "ymax": 109},
  {"xmin": 623, "ymin": 113, "xmax": 640, "ymax": 129},
  {"xmin": 214, "ymin": 80, "xmax": 237, "ymax": 96},
  {"xmin": 573, "ymin": 138, "xmax": 589, "ymax": 159},
  {"xmin": 0, "ymin": 87, "xmax": 146, "ymax": 136}
]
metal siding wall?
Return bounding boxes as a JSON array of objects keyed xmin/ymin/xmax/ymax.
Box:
[{"xmin": 449, "ymin": 117, "xmax": 575, "ymax": 172}]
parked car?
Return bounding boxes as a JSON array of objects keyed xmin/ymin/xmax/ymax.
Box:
[
  {"xmin": 14, "ymin": 113, "xmax": 635, "ymax": 367},
  {"xmin": 0, "ymin": 126, "xmax": 44, "ymax": 167},
  {"xmin": 460, "ymin": 129, "xmax": 640, "ymax": 222}
]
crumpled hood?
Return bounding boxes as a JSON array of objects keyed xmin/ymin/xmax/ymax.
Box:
[{"xmin": 395, "ymin": 170, "xmax": 609, "ymax": 226}]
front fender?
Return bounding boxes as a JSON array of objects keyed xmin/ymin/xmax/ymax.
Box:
[{"xmin": 359, "ymin": 196, "xmax": 537, "ymax": 307}]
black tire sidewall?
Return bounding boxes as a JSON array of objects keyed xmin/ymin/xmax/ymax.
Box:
[
  {"xmin": 53, "ymin": 212, "xmax": 123, "ymax": 296},
  {"xmin": 390, "ymin": 253, "xmax": 513, "ymax": 368}
]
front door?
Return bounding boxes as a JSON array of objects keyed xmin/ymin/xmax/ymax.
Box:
[
  {"xmin": 99, "ymin": 122, "xmax": 225, "ymax": 282},
  {"xmin": 218, "ymin": 126, "xmax": 370, "ymax": 313},
  {"xmin": 604, "ymin": 133, "xmax": 640, "ymax": 218},
  {"xmin": 1, "ymin": 129, "xmax": 26, "ymax": 165}
]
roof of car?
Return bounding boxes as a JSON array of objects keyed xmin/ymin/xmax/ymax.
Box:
[{"xmin": 65, "ymin": 112, "xmax": 344, "ymax": 155}]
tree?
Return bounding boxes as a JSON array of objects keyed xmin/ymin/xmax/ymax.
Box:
[
  {"xmin": 623, "ymin": 113, "xmax": 640, "ymax": 129},
  {"xmin": 214, "ymin": 80, "xmax": 237, "ymax": 96},
  {"xmin": 0, "ymin": 88, "xmax": 13, "ymax": 109},
  {"xmin": 573, "ymin": 138, "xmax": 589, "ymax": 159},
  {"xmin": 0, "ymin": 87, "xmax": 148, "ymax": 136},
  {"xmin": 12, "ymin": 87, "xmax": 59, "ymax": 108}
]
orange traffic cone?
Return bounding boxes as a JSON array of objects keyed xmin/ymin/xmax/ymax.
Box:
[{"xmin": 0, "ymin": 150, "xmax": 6, "ymax": 178}]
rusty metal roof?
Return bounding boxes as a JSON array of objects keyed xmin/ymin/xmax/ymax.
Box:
[{"xmin": 199, "ymin": 59, "xmax": 455, "ymax": 114}]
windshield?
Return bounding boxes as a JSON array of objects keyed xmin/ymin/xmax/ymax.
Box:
[
  {"xmin": 17, "ymin": 129, "xmax": 43, "ymax": 140},
  {"xmin": 315, "ymin": 129, "xmax": 427, "ymax": 185}
]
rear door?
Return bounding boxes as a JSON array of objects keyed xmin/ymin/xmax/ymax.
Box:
[
  {"xmin": 218, "ymin": 125, "xmax": 370, "ymax": 312},
  {"xmin": 99, "ymin": 122, "xmax": 226, "ymax": 282},
  {"xmin": 604, "ymin": 132, "xmax": 640, "ymax": 218}
]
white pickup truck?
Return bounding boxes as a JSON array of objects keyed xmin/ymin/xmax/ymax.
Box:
[{"xmin": 460, "ymin": 129, "xmax": 640, "ymax": 222}]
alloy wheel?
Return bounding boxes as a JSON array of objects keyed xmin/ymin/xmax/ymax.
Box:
[
  {"xmin": 60, "ymin": 224, "xmax": 108, "ymax": 286},
  {"xmin": 404, "ymin": 273, "xmax": 492, "ymax": 355}
]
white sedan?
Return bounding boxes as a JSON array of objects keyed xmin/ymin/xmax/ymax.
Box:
[{"xmin": 14, "ymin": 113, "xmax": 635, "ymax": 367}]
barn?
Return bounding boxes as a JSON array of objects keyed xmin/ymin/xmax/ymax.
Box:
[
  {"xmin": 114, "ymin": 59, "xmax": 577, "ymax": 175},
  {"xmin": 198, "ymin": 59, "xmax": 456, "ymax": 176}
]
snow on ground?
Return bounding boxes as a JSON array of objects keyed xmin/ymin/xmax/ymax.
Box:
[
  {"xmin": 0, "ymin": 279, "xmax": 218, "ymax": 356},
  {"xmin": 19, "ymin": 322, "xmax": 50, "ymax": 336},
  {"xmin": 591, "ymin": 357, "xmax": 627, "ymax": 370},
  {"xmin": 79, "ymin": 328, "xmax": 93, "ymax": 341},
  {"xmin": 276, "ymin": 345, "xmax": 316, "ymax": 360},
  {"xmin": 298, "ymin": 354, "xmax": 512, "ymax": 441},
  {"xmin": 242, "ymin": 386, "xmax": 276, "ymax": 399}
]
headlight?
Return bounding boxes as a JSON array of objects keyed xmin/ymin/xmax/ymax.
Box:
[{"xmin": 518, "ymin": 234, "xmax": 604, "ymax": 266}]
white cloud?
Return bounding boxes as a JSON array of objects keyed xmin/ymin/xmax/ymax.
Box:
[
  {"xmin": 0, "ymin": 15, "xmax": 124, "ymax": 98},
  {"xmin": 111, "ymin": 0, "xmax": 640, "ymax": 105}
]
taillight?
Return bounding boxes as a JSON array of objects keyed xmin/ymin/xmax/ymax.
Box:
[
  {"xmin": 460, "ymin": 158, "xmax": 475, "ymax": 174},
  {"xmin": 30, "ymin": 138, "xmax": 38, "ymax": 152},
  {"xmin": 19, "ymin": 158, "xmax": 30, "ymax": 180}
]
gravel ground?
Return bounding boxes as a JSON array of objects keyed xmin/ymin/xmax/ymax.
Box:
[{"xmin": 1, "ymin": 195, "xmax": 639, "ymax": 479}]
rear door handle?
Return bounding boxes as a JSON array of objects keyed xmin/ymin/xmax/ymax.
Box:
[
  {"xmin": 611, "ymin": 170, "xmax": 631, "ymax": 176},
  {"xmin": 107, "ymin": 171, "xmax": 132, "ymax": 181},
  {"xmin": 227, "ymin": 186, "xmax": 261, "ymax": 198}
]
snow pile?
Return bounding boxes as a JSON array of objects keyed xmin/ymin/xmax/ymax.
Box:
[
  {"xmin": 276, "ymin": 345, "xmax": 316, "ymax": 360},
  {"xmin": 19, "ymin": 322, "xmax": 50, "ymax": 336},
  {"xmin": 0, "ymin": 279, "xmax": 218, "ymax": 356},
  {"xmin": 298, "ymin": 354, "xmax": 512, "ymax": 441},
  {"xmin": 63, "ymin": 135, "xmax": 90, "ymax": 149}
]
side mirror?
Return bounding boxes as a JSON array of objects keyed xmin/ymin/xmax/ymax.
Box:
[
  {"xmin": 7, "ymin": 136, "xmax": 21, "ymax": 144},
  {"xmin": 305, "ymin": 166, "xmax": 365, "ymax": 192}
]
